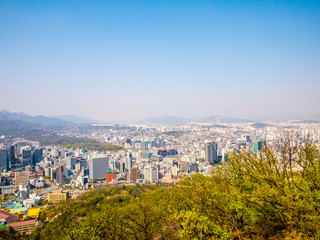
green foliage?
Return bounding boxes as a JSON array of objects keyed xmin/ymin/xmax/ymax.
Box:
[
  {"xmin": 26, "ymin": 144, "xmax": 320, "ymax": 239},
  {"xmin": 0, "ymin": 127, "xmax": 98, "ymax": 146},
  {"xmin": 38, "ymin": 136, "xmax": 97, "ymax": 146},
  {"xmin": 0, "ymin": 227, "xmax": 26, "ymax": 240},
  {"xmin": 63, "ymin": 142, "xmax": 124, "ymax": 152},
  {"xmin": 0, "ymin": 128, "xmax": 48, "ymax": 139},
  {"xmin": 162, "ymin": 131, "xmax": 185, "ymax": 138}
]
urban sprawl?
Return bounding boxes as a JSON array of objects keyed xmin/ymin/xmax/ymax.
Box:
[{"xmin": 0, "ymin": 121, "xmax": 319, "ymax": 233}]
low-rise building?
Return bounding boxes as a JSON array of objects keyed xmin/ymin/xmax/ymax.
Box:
[
  {"xmin": 14, "ymin": 172, "xmax": 29, "ymax": 191},
  {"xmin": 27, "ymin": 207, "xmax": 41, "ymax": 219},
  {"xmin": 23, "ymin": 194, "xmax": 42, "ymax": 207},
  {"xmin": 48, "ymin": 190, "xmax": 69, "ymax": 202},
  {"xmin": 8, "ymin": 219, "xmax": 37, "ymax": 233},
  {"xmin": 0, "ymin": 210, "xmax": 17, "ymax": 224},
  {"xmin": 0, "ymin": 185, "xmax": 15, "ymax": 197}
]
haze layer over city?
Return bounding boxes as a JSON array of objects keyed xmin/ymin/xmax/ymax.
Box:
[
  {"xmin": 0, "ymin": 1, "xmax": 320, "ymax": 239},
  {"xmin": 1, "ymin": 0, "xmax": 320, "ymax": 122}
]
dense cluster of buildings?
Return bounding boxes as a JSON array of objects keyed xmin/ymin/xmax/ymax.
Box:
[{"xmin": 0, "ymin": 121, "xmax": 319, "ymax": 233}]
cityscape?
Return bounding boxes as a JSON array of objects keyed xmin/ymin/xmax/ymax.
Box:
[
  {"xmin": 1, "ymin": 0, "xmax": 320, "ymax": 239},
  {"xmin": 0, "ymin": 112, "xmax": 319, "ymax": 235}
]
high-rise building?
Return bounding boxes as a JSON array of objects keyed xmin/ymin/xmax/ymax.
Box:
[
  {"xmin": 49, "ymin": 166, "xmax": 65, "ymax": 184},
  {"xmin": 250, "ymin": 130, "xmax": 257, "ymax": 142},
  {"xmin": 205, "ymin": 142, "xmax": 218, "ymax": 163},
  {"xmin": 120, "ymin": 161, "xmax": 126, "ymax": 173},
  {"xmin": 126, "ymin": 157, "xmax": 132, "ymax": 170},
  {"xmin": 125, "ymin": 157, "xmax": 133, "ymax": 179},
  {"xmin": 9, "ymin": 146, "xmax": 16, "ymax": 165},
  {"xmin": 14, "ymin": 141, "xmax": 27, "ymax": 156},
  {"xmin": 0, "ymin": 148, "xmax": 9, "ymax": 172},
  {"xmin": 130, "ymin": 168, "xmax": 138, "ymax": 182},
  {"xmin": 66, "ymin": 157, "xmax": 78, "ymax": 170},
  {"xmin": 172, "ymin": 165, "xmax": 178, "ymax": 176},
  {"xmin": 82, "ymin": 168, "xmax": 89, "ymax": 176},
  {"xmin": 144, "ymin": 166, "xmax": 158, "ymax": 183},
  {"xmin": 50, "ymin": 168, "xmax": 56, "ymax": 182},
  {"xmin": 106, "ymin": 170, "xmax": 116, "ymax": 184},
  {"xmin": 89, "ymin": 156, "xmax": 109, "ymax": 180},
  {"xmin": 22, "ymin": 148, "xmax": 32, "ymax": 167},
  {"xmin": 253, "ymin": 141, "xmax": 263, "ymax": 154},
  {"xmin": 79, "ymin": 158, "xmax": 87, "ymax": 168},
  {"xmin": 57, "ymin": 166, "xmax": 65, "ymax": 184},
  {"xmin": 22, "ymin": 149, "xmax": 32, "ymax": 159},
  {"xmin": 80, "ymin": 176, "xmax": 88, "ymax": 186},
  {"xmin": 32, "ymin": 148, "xmax": 43, "ymax": 165}
]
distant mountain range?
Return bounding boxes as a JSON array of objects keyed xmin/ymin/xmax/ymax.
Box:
[
  {"xmin": 295, "ymin": 120, "xmax": 319, "ymax": 124},
  {"xmin": 137, "ymin": 116, "xmax": 191, "ymax": 125},
  {"xmin": 0, "ymin": 110, "xmax": 318, "ymax": 129},
  {"xmin": 136, "ymin": 115, "xmax": 320, "ymax": 125},
  {"xmin": 0, "ymin": 110, "xmax": 100, "ymax": 128},
  {"xmin": 0, "ymin": 118, "xmax": 37, "ymax": 129},
  {"xmin": 0, "ymin": 110, "xmax": 74, "ymax": 128},
  {"xmin": 52, "ymin": 114, "xmax": 99, "ymax": 125},
  {"xmin": 136, "ymin": 115, "xmax": 320, "ymax": 127},
  {"xmin": 251, "ymin": 123, "xmax": 272, "ymax": 128},
  {"xmin": 136, "ymin": 115, "xmax": 254, "ymax": 124}
]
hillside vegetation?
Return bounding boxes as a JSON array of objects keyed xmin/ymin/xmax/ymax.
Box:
[
  {"xmin": 63, "ymin": 142, "xmax": 124, "ymax": 152},
  {"xmin": 2, "ymin": 143, "xmax": 320, "ymax": 240}
]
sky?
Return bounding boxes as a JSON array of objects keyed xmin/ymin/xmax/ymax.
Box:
[{"xmin": 0, "ymin": 0, "xmax": 319, "ymax": 122}]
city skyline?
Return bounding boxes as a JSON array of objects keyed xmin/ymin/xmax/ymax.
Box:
[
  {"xmin": 1, "ymin": 109, "xmax": 320, "ymax": 125},
  {"xmin": 1, "ymin": 0, "xmax": 319, "ymax": 122},
  {"xmin": 1, "ymin": 1, "xmax": 320, "ymax": 238}
]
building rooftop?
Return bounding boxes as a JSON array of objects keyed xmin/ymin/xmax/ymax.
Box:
[
  {"xmin": 0, "ymin": 210, "xmax": 14, "ymax": 220},
  {"xmin": 0, "ymin": 185, "xmax": 14, "ymax": 189},
  {"xmin": 27, "ymin": 208, "xmax": 40, "ymax": 218},
  {"xmin": 8, "ymin": 219, "xmax": 36, "ymax": 227}
]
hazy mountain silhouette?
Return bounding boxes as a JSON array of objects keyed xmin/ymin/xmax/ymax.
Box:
[
  {"xmin": 52, "ymin": 114, "xmax": 99, "ymax": 124},
  {"xmin": 251, "ymin": 123, "xmax": 272, "ymax": 128},
  {"xmin": 0, "ymin": 110, "xmax": 74, "ymax": 127},
  {"xmin": 136, "ymin": 115, "xmax": 254, "ymax": 124}
]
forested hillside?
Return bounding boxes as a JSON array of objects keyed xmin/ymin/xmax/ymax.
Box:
[{"xmin": 2, "ymin": 144, "xmax": 320, "ymax": 240}]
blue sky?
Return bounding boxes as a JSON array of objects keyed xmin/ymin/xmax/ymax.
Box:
[{"xmin": 0, "ymin": 0, "xmax": 319, "ymax": 122}]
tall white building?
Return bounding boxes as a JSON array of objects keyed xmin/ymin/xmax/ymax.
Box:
[
  {"xmin": 89, "ymin": 155, "xmax": 109, "ymax": 180},
  {"xmin": 172, "ymin": 165, "xmax": 178, "ymax": 176},
  {"xmin": 144, "ymin": 166, "xmax": 158, "ymax": 183}
]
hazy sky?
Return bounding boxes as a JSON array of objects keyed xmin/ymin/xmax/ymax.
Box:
[{"xmin": 0, "ymin": 0, "xmax": 319, "ymax": 122}]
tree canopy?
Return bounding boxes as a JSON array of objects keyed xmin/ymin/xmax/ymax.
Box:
[{"xmin": 4, "ymin": 143, "xmax": 320, "ymax": 240}]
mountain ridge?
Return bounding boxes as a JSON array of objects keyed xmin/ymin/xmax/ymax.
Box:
[
  {"xmin": 135, "ymin": 115, "xmax": 254, "ymax": 124},
  {"xmin": 0, "ymin": 110, "xmax": 74, "ymax": 127},
  {"xmin": 51, "ymin": 114, "xmax": 99, "ymax": 124}
]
